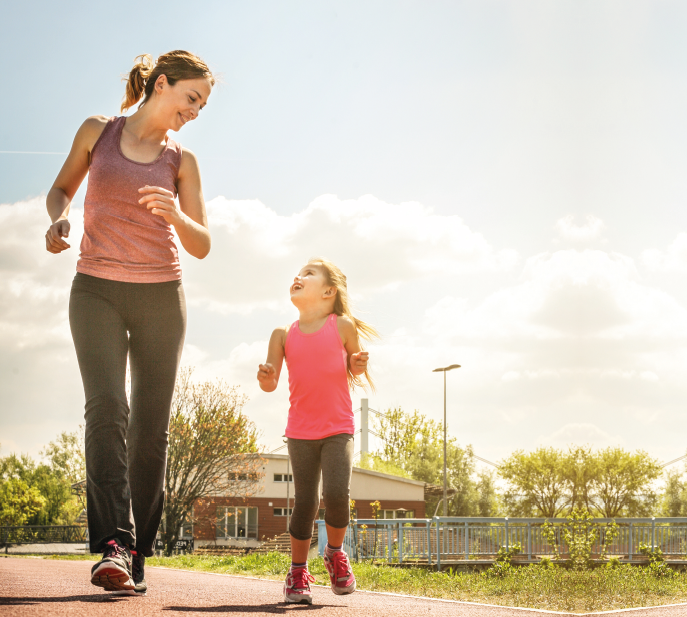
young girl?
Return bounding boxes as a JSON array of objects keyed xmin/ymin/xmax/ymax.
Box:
[{"xmin": 257, "ymin": 258, "xmax": 378, "ymax": 605}]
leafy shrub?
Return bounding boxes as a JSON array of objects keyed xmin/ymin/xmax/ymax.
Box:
[{"xmin": 639, "ymin": 542, "xmax": 677, "ymax": 579}]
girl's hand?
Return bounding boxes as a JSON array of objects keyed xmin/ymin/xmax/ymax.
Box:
[
  {"xmin": 350, "ymin": 351, "xmax": 369, "ymax": 375},
  {"xmin": 139, "ymin": 185, "xmax": 183, "ymax": 225},
  {"xmin": 45, "ymin": 219, "xmax": 71, "ymax": 253},
  {"xmin": 258, "ymin": 363, "xmax": 277, "ymax": 390}
]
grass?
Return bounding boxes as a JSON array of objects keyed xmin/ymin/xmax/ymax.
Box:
[{"xmin": 18, "ymin": 552, "xmax": 687, "ymax": 613}]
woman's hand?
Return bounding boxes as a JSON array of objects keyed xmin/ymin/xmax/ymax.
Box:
[
  {"xmin": 139, "ymin": 185, "xmax": 183, "ymax": 225},
  {"xmin": 45, "ymin": 219, "xmax": 71, "ymax": 254},
  {"xmin": 257, "ymin": 363, "xmax": 278, "ymax": 392},
  {"xmin": 350, "ymin": 351, "xmax": 369, "ymax": 376}
]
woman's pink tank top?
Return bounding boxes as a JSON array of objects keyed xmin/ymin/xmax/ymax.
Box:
[
  {"xmin": 76, "ymin": 116, "xmax": 183, "ymax": 283},
  {"xmin": 284, "ymin": 313, "xmax": 354, "ymax": 440}
]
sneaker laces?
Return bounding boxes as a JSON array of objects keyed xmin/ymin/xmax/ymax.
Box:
[
  {"xmin": 332, "ymin": 552, "xmax": 351, "ymax": 579},
  {"xmin": 104, "ymin": 540, "xmax": 129, "ymax": 560},
  {"xmin": 289, "ymin": 567, "xmax": 315, "ymax": 590}
]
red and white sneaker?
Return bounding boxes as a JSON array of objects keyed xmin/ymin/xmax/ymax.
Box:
[
  {"xmin": 324, "ymin": 549, "xmax": 356, "ymax": 595},
  {"xmin": 283, "ymin": 566, "xmax": 316, "ymax": 604}
]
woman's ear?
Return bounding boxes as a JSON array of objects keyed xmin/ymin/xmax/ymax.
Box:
[
  {"xmin": 323, "ymin": 286, "xmax": 337, "ymax": 298},
  {"xmin": 154, "ymin": 74, "xmax": 168, "ymax": 94}
]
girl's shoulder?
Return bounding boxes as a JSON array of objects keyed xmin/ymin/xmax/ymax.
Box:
[
  {"xmin": 271, "ymin": 324, "xmax": 290, "ymax": 345},
  {"xmin": 335, "ymin": 314, "xmax": 356, "ymax": 345}
]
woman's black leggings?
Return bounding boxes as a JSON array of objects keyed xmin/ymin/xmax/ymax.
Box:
[{"xmin": 69, "ymin": 273, "xmax": 186, "ymax": 557}]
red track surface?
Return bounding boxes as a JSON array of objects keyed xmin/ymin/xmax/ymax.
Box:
[{"xmin": 2, "ymin": 556, "xmax": 687, "ymax": 616}]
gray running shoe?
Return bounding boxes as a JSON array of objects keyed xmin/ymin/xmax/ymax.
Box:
[
  {"xmin": 90, "ymin": 539, "xmax": 135, "ymax": 592},
  {"xmin": 131, "ymin": 550, "xmax": 147, "ymax": 595}
]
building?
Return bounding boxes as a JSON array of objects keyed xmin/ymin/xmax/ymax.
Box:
[{"xmin": 192, "ymin": 453, "xmax": 426, "ymax": 549}]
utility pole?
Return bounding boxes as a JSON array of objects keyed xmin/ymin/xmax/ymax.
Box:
[{"xmin": 361, "ymin": 398, "xmax": 369, "ymax": 461}]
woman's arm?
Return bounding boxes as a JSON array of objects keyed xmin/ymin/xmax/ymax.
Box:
[
  {"xmin": 337, "ymin": 316, "xmax": 369, "ymax": 376},
  {"xmin": 45, "ymin": 116, "xmax": 108, "ymax": 253},
  {"xmin": 138, "ymin": 147, "xmax": 211, "ymax": 259},
  {"xmin": 257, "ymin": 327, "xmax": 287, "ymax": 392}
]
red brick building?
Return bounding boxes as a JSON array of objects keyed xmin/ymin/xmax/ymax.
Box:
[{"xmin": 191, "ymin": 453, "xmax": 426, "ymax": 549}]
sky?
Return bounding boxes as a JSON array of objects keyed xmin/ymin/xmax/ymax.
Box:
[{"xmin": 3, "ymin": 0, "xmax": 687, "ymax": 470}]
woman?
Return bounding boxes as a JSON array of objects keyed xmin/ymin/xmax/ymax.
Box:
[{"xmin": 45, "ymin": 50, "xmax": 214, "ymax": 595}]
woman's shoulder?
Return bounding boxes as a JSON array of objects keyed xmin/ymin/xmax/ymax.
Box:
[
  {"xmin": 178, "ymin": 146, "xmax": 198, "ymax": 176},
  {"xmin": 74, "ymin": 116, "xmax": 113, "ymax": 153},
  {"xmin": 82, "ymin": 115, "xmax": 113, "ymax": 136}
]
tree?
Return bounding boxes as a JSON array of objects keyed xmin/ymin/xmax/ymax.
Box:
[
  {"xmin": 162, "ymin": 368, "xmax": 262, "ymax": 555},
  {"xmin": 587, "ymin": 447, "xmax": 661, "ymax": 517},
  {"xmin": 0, "ymin": 452, "xmax": 79, "ymax": 525},
  {"xmin": 373, "ymin": 407, "xmax": 478, "ymax": 516},
  {"xmin": 499, "ymin": 446, "xmax": 663, "ymax": 518},
  {"xmin": 660, "ymin": 468, "xmax": 687, "ymax": 517},
  {"xmin": 475, "ymin": 470, "xmax": 502, "ymax": 517},
  {"xmin": 499, "ymin": 447, "xmax": 571, "ymax": 517},
  {"xmin": 356, "ymin": 455, "xmax": 411, "ymax": 479},
  {"xmin": 0, "ymin": 478, "xmax": 45, "ymax": 525},
  {"xmin": 41, "ymin": 428, "xmax": 86, "ymax": 485}
]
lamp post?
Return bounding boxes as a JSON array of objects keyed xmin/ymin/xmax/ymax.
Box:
[{"xmin": 432, "ymin": 364, "xmax": 461, "ymax": 517}]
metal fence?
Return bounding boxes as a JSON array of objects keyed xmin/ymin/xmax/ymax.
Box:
[
  {"xmin": 0, "ymin": 525, "xmax": 88, "ymax": 547},
  {"xmin": 317, "ymin": 517, "xmax": 687, "ymax": 569}
]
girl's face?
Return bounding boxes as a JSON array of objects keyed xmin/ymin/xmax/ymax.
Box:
[
  {"xmin": 153, "ymin": 75, "xmax": 213, "ymax": 132},
  {"xmin": 290, "ymin": 264, "xmax": 334, "ymax": 307}
]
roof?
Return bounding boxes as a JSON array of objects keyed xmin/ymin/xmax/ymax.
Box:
[{"xmin": 259, "ymin": 452, "xmax": 425, "ymax": 486}]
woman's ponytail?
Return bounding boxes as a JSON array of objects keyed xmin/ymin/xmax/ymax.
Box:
[
  {"xmin": 120, "ymin": 50, "xmax": 214, "ymax": 114},
  {"xmin": 121, "ymin": 54, "xmax": 155, "ymax": 112}
]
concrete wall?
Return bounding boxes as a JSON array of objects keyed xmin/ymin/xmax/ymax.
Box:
[{"xmin": 252, "ymin": 454, "xmax": 425, "ymax": 502}]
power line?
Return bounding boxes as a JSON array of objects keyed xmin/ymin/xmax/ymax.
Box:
[
  {"xmin": 662, "ymin": 454, "xmax": 687, "ymax": 469},
  {"xmin": 473, "ymin": 455, "xmax": 500, "ymax": 469},
  {"xmin": 0, "ymin": 151, "xmax": 67, "ymax": 155}
]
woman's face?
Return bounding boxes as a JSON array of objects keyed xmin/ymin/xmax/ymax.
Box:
[{"xmin": 154, "ymin": 75, "xmax": 213, "ymax": 132}]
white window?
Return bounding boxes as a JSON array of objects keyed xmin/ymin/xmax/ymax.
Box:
[
  {"xmin": 273, "ymin": 507, "xmax": 294, "ymax": 517},
  {"xmin": 216, "ymin": 507, "xmax": 258, "ymax": 539},
  {"xmin": 273, "ymin": 473, "xmax": 294, "ymax": 482},
  {"xmin": 179, "ymin": 519, "xmax": 193, "ymax": 539},
  {"xmin": 382, "ymin": 509, "xmax": 415, "ymax": 519}
]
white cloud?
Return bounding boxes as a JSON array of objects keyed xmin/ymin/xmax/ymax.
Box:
[
  {"xmin": 641, "ymin": 233, "xmax": 687, "ymax": 272},
  {"xmin": 182, "ymin": 194, "xmax": 518, "ymax": 315},
  {"xmin": 4, "ymin": 196, "xmax": 687, "ymax": 461},
  {"xmin": 540, "ymin": 424, "xmax": 622, "ymax": 449},
  {"xmin": 554, "ymin": 215, "xmax": 606, "ymax": 244}
]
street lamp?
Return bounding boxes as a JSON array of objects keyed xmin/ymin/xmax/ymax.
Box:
[{"xmin": 432, "ymin": 364, "xmax": 461, "ymax": 517}]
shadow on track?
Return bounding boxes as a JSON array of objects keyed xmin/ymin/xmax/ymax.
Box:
[
  {"xmin": 163, "ymin": 604, "xmax": 336, "ymax": 613},
  {"xmin": 0, "ymin": 595, "xmax": 129, "ymax": 605}
]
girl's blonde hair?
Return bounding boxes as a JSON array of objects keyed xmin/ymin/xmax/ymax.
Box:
[
  {"xmin": 308, "ymin": 257, "xmax": 380, "ymax": 391},
  {"xmin": 121, "ymin": 50, "xmax": 215, "ymax": 113}
]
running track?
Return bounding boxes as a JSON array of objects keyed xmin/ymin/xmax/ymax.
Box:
[{"xmin": 3, "ymin": 557, "xmax": 687, "ymax": 616}]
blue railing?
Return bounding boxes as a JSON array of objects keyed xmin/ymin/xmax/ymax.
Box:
[{"xmin": 317, "ymin": 517, "xmax": 687, "ymax": 569}]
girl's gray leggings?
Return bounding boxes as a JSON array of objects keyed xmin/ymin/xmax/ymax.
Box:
[{"xmin": 287, "ymin": 433, "xmax": 354, "ymax": 540}]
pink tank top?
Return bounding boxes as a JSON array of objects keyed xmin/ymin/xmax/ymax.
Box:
[
  {"xmin": 284, "ymin": 313, "xmax": 354, "ymax": 439},
  {"xmin": 77, "ymin": 116, "xmax": 183, "ymax": 283}
]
